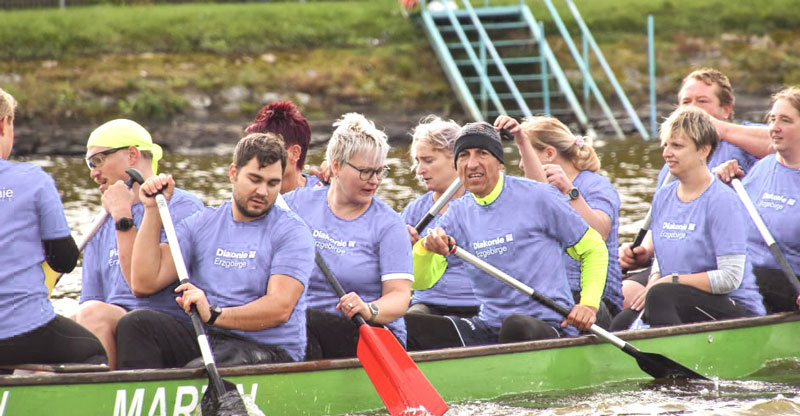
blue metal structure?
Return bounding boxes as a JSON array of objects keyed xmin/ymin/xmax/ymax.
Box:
[{"xmin": 417, "ymin": 0, "xmax": 647, "ymax": 138}]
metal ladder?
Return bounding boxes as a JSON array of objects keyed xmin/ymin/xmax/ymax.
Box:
[{"xmin": 418, "ymin": 0, "xmax": 649, "ymax": 139}]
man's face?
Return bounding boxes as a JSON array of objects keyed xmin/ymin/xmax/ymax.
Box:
[
  {"xmin": 678, "ymin": 78, "xmax": 732, "ymax": 121},
  {"xmin": 229, "ymin": 157, "xmax": 283, "ymax": 220},
  {"xmin": 455, "ymin": 147, "xmax": 502, "ymax": 198},
  {"xmin": 85, "ymin": 146, "xmax": 133, "ymax": 193}
]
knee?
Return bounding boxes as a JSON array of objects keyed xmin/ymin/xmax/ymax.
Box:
[
  {"xmin": 621, "ymin": 281, "xmax": 645, "ymax": 309},
  {"xmin": 76, "ymin": 301, "xmax": 126, "ymax": 333},
  {"xmin": 644, "ymin": 284, "xmax": 675, "ymax": 309},
  {"xmin": 498, "ymin": 314, "xmax": 538, "ymax": 343}
]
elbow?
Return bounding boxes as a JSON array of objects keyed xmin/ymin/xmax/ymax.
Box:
[{"xmin": 130, "ymin": 272, "xmax": 158, "ymax": 297}]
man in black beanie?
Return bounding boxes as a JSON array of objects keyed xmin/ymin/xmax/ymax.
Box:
[{"xmin": 407, "ymin": 120, "xmax": 609, "ymax": 350}]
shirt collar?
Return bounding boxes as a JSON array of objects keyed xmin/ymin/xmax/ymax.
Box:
[{"xmin": 471, "ymin": 172, "xmax": 504, "ymax": 206}]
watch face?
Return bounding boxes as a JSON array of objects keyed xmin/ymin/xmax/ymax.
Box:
[
  {"xmin": 116, "ymin": 217, "xmax": 135, "ymax": 231},
  {"xmin": 569, "ymin": 188, "xmax": 579, "ymax": 200}
]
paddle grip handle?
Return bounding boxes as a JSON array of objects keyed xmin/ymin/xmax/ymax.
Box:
[
  {"xmin": 315, "ymin": 251, "xmax": 368, "ymax": 326},
  {"xmin": 414, "ymin": 214, "xmax": 435, "ymax": 234}
]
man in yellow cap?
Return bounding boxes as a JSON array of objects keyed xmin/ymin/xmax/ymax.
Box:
[{"xmin": 75, "ymin": 119, "xmax": 203, "ymax": 369}]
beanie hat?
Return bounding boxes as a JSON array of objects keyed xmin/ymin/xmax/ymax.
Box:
[
  {"xmin": 87, "ymin": 119, "xmax": 163, "ymax": 174},
  {"xmin": 453, "ymin": 121, "xmax": 504, "ymax": 166}
]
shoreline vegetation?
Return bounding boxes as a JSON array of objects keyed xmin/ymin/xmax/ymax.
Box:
[{"xmin": 1, "ymin": 0, "xmax": 799, "ymax": 153}]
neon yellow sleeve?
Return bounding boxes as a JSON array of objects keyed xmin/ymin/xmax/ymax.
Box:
[
  {"xmin": 412, "ymin": 237, "xmax": 448, "ymax": 290},
  {"xmin": 565, "ymin": 227, "xmax": 608, "ymax": 309}
]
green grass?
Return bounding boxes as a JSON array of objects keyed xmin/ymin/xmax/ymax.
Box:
[{"xmin": 1, "ymin": 0, "xmax": 799, "ymax": 122}]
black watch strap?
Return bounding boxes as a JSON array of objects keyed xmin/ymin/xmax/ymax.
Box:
[
  {"xmin": 115, "ymin": 217, "xmax": 135, "ymax": 231},
  {"xmin": 207, "ymin": 305, "xmax": 222, "ymax": 325}
]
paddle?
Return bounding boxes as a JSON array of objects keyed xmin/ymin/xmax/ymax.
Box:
[
  {"xmin": 413, "ymin": 177, "xmax": 462, "ymax": 233},
  {"xmin": 44, "ymin": 167, "xmax": 145, "ymax": 295},
  {"xmin": 313, "ymin": 251, "xmax": 448, "ymax": 416},
  {"xmin": 151, "ymin": 186, "xmax": 246, "ymax": 415},
  {"xmin": 731, "ymin": 178, "xmax": 800, "ymax": 293},
  {"xmin": 449, "ymin": 243, "xmax": 708, "ymax": 380}
]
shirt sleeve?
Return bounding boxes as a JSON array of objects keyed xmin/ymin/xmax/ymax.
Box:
[
  {"xmin": 37, "ymin": 173, "xmax": 71, "ymax": 240},
  {"xmin": 378, "ymin": 214, "xmax": 413, "ymax": 281},
  {"xmin": 270, "ymin": 215, "xmax": 315, "ymax": 286}
]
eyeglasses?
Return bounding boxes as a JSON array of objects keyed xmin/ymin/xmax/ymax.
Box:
[
  {"xmin": 85, "ymin": 147, "xmax": 129, "ymax": 170},
  {"xmin": 345, "ymin": 161, "xmax": 389, "ymax": 181}
]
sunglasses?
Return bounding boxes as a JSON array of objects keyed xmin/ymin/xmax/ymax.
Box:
[
  {"xmin": 345, "ymin": 161, "xmax": 389, "ymax": 181},
  {"xmin": 85, "ymin": 147, "xmax": 129, "ymax": 170}
]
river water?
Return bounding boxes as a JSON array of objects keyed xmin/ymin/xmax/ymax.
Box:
[{"xmin": 24, "ymin": 136, "xmax": 800, "ymax": 415}]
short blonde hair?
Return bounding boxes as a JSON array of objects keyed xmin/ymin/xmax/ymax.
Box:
[
  {"xmin": 409, "ymin": 115, "xmax": 459, "ymax": 170},
  {"xmin": 0, "ymin": 88, "xmax": 17, "ymax": 121},
  {"xmin": 326, "ymin": 113, "xmax": 389, "ymax": 167},
  {"xmin": 659, "ymin": 106, "xmax": 719, "ymax": 161},
  {"xmin": 520, "ymin": 115, "xmax": 600, "ymax": 172}
]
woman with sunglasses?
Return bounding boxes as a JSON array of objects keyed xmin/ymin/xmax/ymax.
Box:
[
  {"xmin": 283, "ymin": 113, "xmax": 413, "ymax": 359},
  {"xmin": 0, "ymin": 88, "xmax": 107, "ymax": 367}
]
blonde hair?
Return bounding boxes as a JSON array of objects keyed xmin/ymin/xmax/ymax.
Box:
[
  {"xmin": 681, "ymin": 68, "xmax": 735, "ymax": 120},
  {"xmin": 520, "ymin": 115, "xmax": 600, "ymax": 172},
  {"xmin": 659, "ymin": 106, "xmax": 719, "ymax": 161},
  {"xmin": 326, "ymin": 113, "xmax": 389, "ymax": 167},
  {"xmin": 409, "ymin": 115, "xmax": 459, "ymax": 171},
  {"xmin": 772, "ymin": 87, "xmax": 800, "ymax": 114},
  {"xmin": 0, "ymin": 88, "xmax": 17, "ymax": 121}
]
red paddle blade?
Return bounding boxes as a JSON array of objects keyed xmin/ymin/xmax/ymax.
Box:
[{"xmin": 357, "ymin": 325, "xmax": 448, "ymax": 416}]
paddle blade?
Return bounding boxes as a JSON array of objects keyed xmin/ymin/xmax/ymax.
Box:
[
  {"xmin": 42, "ymin": 261, "xmax": 60, "ymax": 296},
  {"xmin": 200, "ymin": 378, "xmax": 249, "ymax": 416},
  {"xmin": 630, "ymin": 349, "xmax": 708, "ymax": 380},
  {"xmin": 356, "ymin": 325, "xmax": 448, "ymax": 416}
]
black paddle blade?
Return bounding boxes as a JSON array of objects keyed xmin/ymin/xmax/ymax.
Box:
[
  {"xmin": 200, "ymin": 378, "xmax": 248, "ymax": 416},
  {"xmin": 627, "ymin": 348, "xmax": 708, "ymax": 380}
]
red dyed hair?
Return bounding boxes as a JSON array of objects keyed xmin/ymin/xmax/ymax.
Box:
[{"xmin": 245, "ymin": 100, "xmax": 311, "ymax": 170}]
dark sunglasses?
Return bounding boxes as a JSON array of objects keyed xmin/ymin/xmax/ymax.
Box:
[{"xmin": 85, "ymin": 147, "xmax": 129, "ymax": 170}]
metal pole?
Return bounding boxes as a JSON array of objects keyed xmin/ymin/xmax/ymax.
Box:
[
  {"xmin": 540, "ymin": 21, "xmax": 550, "ymax": 115},
  {"xmin": 648, "ymin": 14, "xmax": 657, "ymax": 139},
  {"xmin": 582, "ymin": 33, "xmax": 590, "ymax": 112}
]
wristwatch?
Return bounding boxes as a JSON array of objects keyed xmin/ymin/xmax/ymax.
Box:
[
  {"xmin": 115, "ymin": 217, "xmax": 135, "ymax": 232},
  {"xmin": 366, "ymin": 302, "xmax": 379, "ymax": 323},
  {"xmin": 207, "ymin": 305, "xmax": 223, "ymax": 325},
  {"xmin": 671, "ymin": 273, "xmax": 679, "ymax": 284},
  {"xmin": 567, "ymin": 187, "xmax": 580, "ymax": 201}
]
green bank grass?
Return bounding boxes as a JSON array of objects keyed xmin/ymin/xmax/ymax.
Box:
[{"xmin": 1, "ymin": 0, "xmax": 799, "ymax": 122}]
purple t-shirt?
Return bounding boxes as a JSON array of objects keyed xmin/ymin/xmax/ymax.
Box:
[
  {"xmin": 437, "ymin": 175, "xmax": 588, "ymax": 336},
  {"xmin": 565, "ymin": 170, "xmax": 623, "ymax": 311},
  {"xmin": 742, "ymin": 154, "xmax": 800, "ymax": 273},
  {"xmin": 80, "ymin": 188, "xmax": 203, "ymax": 319},
  {"xmin": 302, "ymin": 173, "xmax": 323, "ymax": 189},
  {"xmin": 657, "ymin": 140, "xmax": 759, "ymax": 188},
  {"xmin": 174, "ymin": 201, "xmax": 315, "ymax": 361},
  {"xmin": 651, "ymin": 178, "xmax": 765, "ymax": 315},
  {"xmin": 400, "ymin": 191, "xmax": 478, "ymax": 308},
  {"xmin": 0, "ymin": 160, "xmax": 71, "ymax": 339},
  {"xmin": 284, "ymin": 186, "xmax": 413, "ymax": 345}
]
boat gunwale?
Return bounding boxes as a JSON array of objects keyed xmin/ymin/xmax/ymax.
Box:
[{"xmin": 1, "ymin": 312, "xmax": 797, "ymax": 387}]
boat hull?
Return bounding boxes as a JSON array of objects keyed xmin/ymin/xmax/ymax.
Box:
[{"xmin": 0, "ymin": 313, "xmax": 798, "ymax": 415}]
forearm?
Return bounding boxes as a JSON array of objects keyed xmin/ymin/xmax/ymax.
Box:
[
  {"xmin": 567, "ymin": 228, "xmax": 609, "ymax": 308},
  {"xmin": 372, "ymin": 283, "xmax": 412, "ymax": 324},
  {"xmin": 130, "ymin": 206, "xmax": 171, "ymax": 295},
  {"xmin": 517, "ymin": 139, "xmax": 546, "ymax": 182},
  {"xmin": 717, "ymin": 121, "xmax": 772, "ymax": 158},
  {"xmin": 570, "ymin": 199, "xmax": 611, "ymax": 240},
  {"xmin": 115, "ymin": 229, "xmax": 137, "ymax": 286},
  {"xmin": 212, "ymin": 296, "xmax": 294, "ymax": 331}
]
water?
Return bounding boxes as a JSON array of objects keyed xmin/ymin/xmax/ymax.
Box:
[{"xmin": 26, "ymin": 136, "xmax": 800, "ymax": 415}]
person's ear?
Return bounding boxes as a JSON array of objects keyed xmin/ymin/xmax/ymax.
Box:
[{"xmin": 229, "ymin": 163, "xmax": 237, "ymax": 183}]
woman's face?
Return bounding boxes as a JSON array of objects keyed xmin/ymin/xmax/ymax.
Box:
[
  {"xmin": 0, "ymin": 116, "xmax": 14, "ymax": 159},
  {"xmin": 768, "ymin": 98, "xmax": 800, "ymax": 157},
  {"xmin": 662, "ymin": 132, "xmax": 709, "ymax": 179},
  {"xmin": 413, "ymin": 141, "xmax": 456, "ymax": 193},
  {"xmin": 332, "ymin": 151, "xmax": 386, "ymax": 207}
]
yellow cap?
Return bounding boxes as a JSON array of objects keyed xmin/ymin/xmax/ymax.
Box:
[{"xmin": 87, "ymin": 119, "xmax": 163, "ymax": 174}]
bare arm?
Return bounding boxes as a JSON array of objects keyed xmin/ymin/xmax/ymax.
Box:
[
  {"xmin": 130, "ymin": 175, "xmax": 179, "ymax": 296},
  {"xmin": 570, "ymin": 197, "xmax": 612, "ymax": 240},
  {"xmin": 713, "ymin": 119, "xmax": 772, "ymax": 158},
  {"xmin": 495, "ymin": 115, "xmax": 546, "ymax": 182},
  {"xmin": 179, "ymin": 275, "xmax": 305, "ymax": 331}
]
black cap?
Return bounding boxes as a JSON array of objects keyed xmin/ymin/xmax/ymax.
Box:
[{"xmin": 453, "ymin": 122, "xmax": 504, "ymax": 167}]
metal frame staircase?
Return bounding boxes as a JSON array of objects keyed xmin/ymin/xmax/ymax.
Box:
[{"xmin": 417, "ymin": 0, "xmax": 650, "ymax": 139}]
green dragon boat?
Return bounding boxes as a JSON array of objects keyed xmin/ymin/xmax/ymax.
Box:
[{"xmin": 1, "ymin": 312, "xmax": 798, "ymax": 415}]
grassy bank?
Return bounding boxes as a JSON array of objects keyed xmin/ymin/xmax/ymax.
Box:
[{"xmin": 1, "ymin": 0, "xmax": 799, "ymax": 123}]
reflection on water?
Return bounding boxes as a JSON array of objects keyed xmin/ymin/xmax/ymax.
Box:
[{"xmin": 22, "ymin": 136, "xmax": 800, "ymax": 415}]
